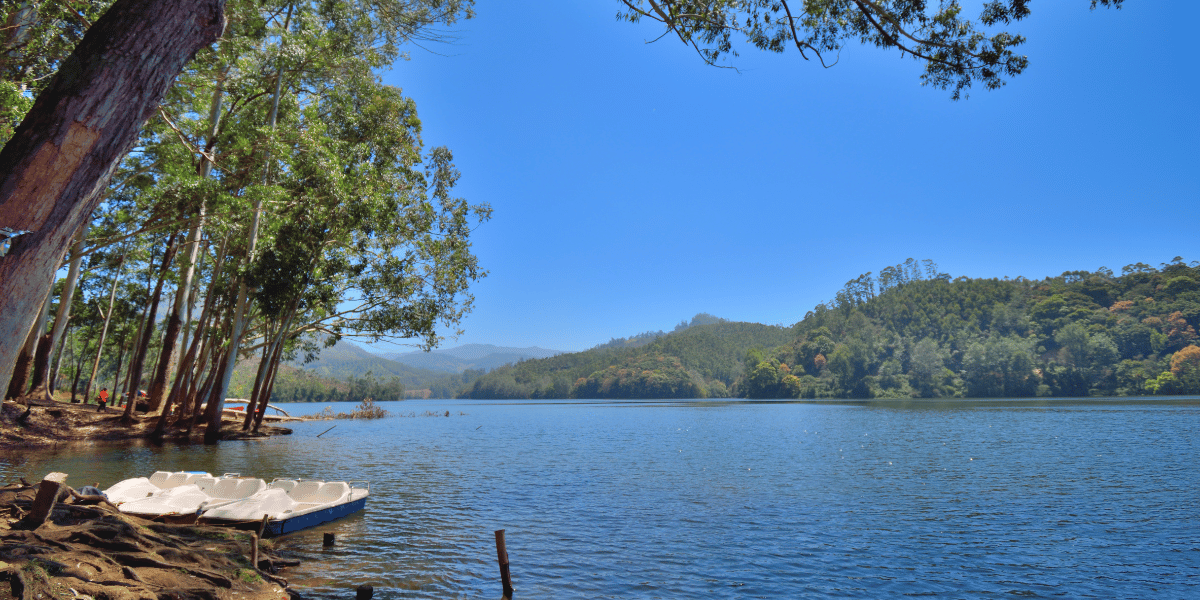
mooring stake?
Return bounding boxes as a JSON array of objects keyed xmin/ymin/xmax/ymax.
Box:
[
  {"xmin": 257, "ymin": 513, "xmax": 271, "ymax": 538},
  {"xmin": 355, "ymin": 584, "xmax": 373, "ymax": 600},
  {"xmin": 495, "ymin": 529, "xmax": 514, "ymax": 600},
  {"xmin": 323, "ymin": 532, "xmax": 335, "ymax": 547},
  {"xmin": 250, "ymin": 532, "xmax": 259, "ymax": 570}
]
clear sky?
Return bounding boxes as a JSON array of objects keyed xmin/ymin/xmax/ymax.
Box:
[{"xmin": 371, "ymin": 1, "xmax": 1198, "ymax": 354}]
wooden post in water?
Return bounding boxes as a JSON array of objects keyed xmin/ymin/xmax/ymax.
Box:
[
  {"xmin": 355, "ymin": 584, "xmax": 373, "ymax": 600},
  {"xmin": 494, "ymin": 529, "xmax": 514, "ymax": 600},
  {"xmin": 250, "ymin": 532, "xmax": 259, "ymax": 570},
  {"xmin": 323, "ymin": 532, "xmax": 335, "ymax": 547}
]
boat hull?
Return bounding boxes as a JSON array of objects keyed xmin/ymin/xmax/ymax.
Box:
[{"xmin": 266, "ymin": 496, "xmax": 368, "ymax": 536}]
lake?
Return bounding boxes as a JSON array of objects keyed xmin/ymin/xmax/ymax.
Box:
[{"xmin": 2, "ymin": 398, "xmax": 1198, "ymax": 599}]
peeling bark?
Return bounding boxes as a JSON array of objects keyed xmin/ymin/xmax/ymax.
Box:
[{"xmin": 0, "ymin": 0, "xmax": 226, "ymax": 396}]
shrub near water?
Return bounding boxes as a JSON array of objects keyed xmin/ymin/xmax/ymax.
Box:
[{"xmin": 313, "ymin": 398, "xmax": 390, "ymax": 420}]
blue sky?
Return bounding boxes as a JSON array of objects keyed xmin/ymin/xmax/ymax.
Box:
[{"xmin": 371, "ymin": 1, "xmax": 1198, "ymax": 353}]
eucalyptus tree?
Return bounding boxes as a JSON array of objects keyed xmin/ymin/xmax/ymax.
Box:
[
  {"xmin": 104, "ymin": 0, "xmax": 481, "ymax": 439},
  {"xmin": 0, "ymin": 1, "xmax": 114, "ymax": 145},
  {"xmin": 0, "ymin": 0, "xmax": 226, "ymax": 400},
  {"xmin": 230, "ymin": 77, "xmax": 489, "ymax": 429},
  {"xmin": 27, "ymin": 226, "xmax": 87, "ymax": 398},
  {"xmin": 182, "ymin": 9, "xmax": 488, "ymax": 434}
]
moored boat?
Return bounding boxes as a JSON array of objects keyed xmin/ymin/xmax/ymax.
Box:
[
  {"xmin": 104, "ymin": 471, "xmax": 212, "ymax": 504},
  {"xmin": 109, "ymin": 473, "xmax": 267, "ymax": 521},
  {"xmin": 199, "ymin": 479, "xmax": 369, "ymax": 535}
]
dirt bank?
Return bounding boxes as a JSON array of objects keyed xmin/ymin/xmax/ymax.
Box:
[
  {"xmin": 0, "ymin": 480, "xmax": 298, "ymax": 600},
  {"xmin": 0, "ymin": 400, "xmax": 294, "ymax": 450}
]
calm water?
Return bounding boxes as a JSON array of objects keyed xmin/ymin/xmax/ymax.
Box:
[{"xmin": 2, "ymin": 398, "xmax": 1198, "ymax": 599}]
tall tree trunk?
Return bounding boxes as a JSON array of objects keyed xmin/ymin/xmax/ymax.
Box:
[
  {"xmin": 192, "ymin": 348, "xmax": 227, "ymax": 433},
  {"xmin": 49, "ymin": 321, "xmax": 71, "ymax": 394},
  {"xmin": 111, "ymin": 336, "xmax": 129, "ymax": 403},
  {"xmin": 241, "ymin": 336, "xmax": 273, "ymax": 431},
  {"xmin": 187, "ymin": 306, "xmax": 231, "ymax": 426},
  {"xmin": 183, "ymin": 335, "xmax": 215, "ymax": 421},
  {"xmin": 82, "ymin": 250, "xmax": 128, "ymax": 407},
  {"xmin": 252, "ymin": 325, "xmax": 291, "ymax": 433},
  {"xmin": 148, "ymin": 235, "xmax": 197, "ymax": 412},
  {"xmin": 252, "ymin": 358, "xmax": 282, "ymax": 433},
  {"xmin": 123, "ymin": 235, "xmax": 176, "ymax": 420},
  {"xmin": 206, "ymin": 284, "xmax": 250, "ymax": 443},
  {"xmin": 149, "ymin": 74, "xmax": 223, "ymax": 413},
  {"xmin": 205, "ymin": 9, "xmax": 289, "ymax": 444},
  {"xmin": 246, "ymin": 296, "xmax": 297, "ymax": 432},
  {"xmin": 6, "ymin": 291, "xmax": 52, "ymax": 400},
  {"xmin": 0, "ymin": 0, "xmax": 226, "ymax": 397},
  {"xmin": 121, "ymin": 282, "xmax": 153, "ymax": 402},
  {"xmin": 156, "ymin": 239, "xmax": 222, "ymax": 435},
  {"xmin": 70, "ymin": 333, "xmax": 90, "ymax": 403},
  {"xmin": 30, "ymin": 225, "xmax": 88, "ymax": 398}
]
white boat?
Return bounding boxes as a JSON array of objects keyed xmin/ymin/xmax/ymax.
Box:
[
  {"xmin": 109, "ymin": 473, "xmax": 267, "ymax": 520},
  {"xmin": 104, "ymin": 471, "xmax": 212, "ymax": 504},
  {"xmin": 199, "ymin": 478, "xmax": 369, "ymax": 535}
]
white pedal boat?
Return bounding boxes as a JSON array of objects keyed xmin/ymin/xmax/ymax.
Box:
[
  {"xmin": 199, "ymin": 479, "xmax": 369, "ymax": 536},
  {"xmin": 108, "ymin": 473, "xmax": 267, "ymax": 520},
  {"xmin": 104, "ymin": 471, "xmax": 212, "ymax": 504}
]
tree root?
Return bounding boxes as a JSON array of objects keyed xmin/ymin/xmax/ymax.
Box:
[{"xmin": 110, "ymin": 553, "xmax": 232, "ymax": 588}]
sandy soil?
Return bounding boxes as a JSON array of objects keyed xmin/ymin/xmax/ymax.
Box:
[
  {"xmin": 0, "ymin": 482, "xmax": 298, "ymax": 600},
  {"xmin": 0, "ymin": 400, "xmax": 293, "ymax": 450}
]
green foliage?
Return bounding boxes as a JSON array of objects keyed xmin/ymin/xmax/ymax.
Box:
[
  {"xmin": 961, "ymin": 336, "xmax": 1037, "ymax": 397},
  {"xmin": 0, "ymin": 0, "xmax": 113, "ymax": 144},
  {"xmin": 465, "ymin": 259, "xmax": 1200, "ymax": 401},
  {"xmin": 741, "ymin": 359, "xmax": 781, "ymax": 399},
  {"xmin": 571, "ymin": 353, "xmax": 706, "ymax": 399},
  {"xmin": 745, "ymin": 258, "xmax": 1200, "ymax": 399},
  {"xmin": 615, "ymin": 1, "xmax": 1132, "ymax": 100},
  {"xmin": 461, "ymin": 319, "xmax": 792, "ymax": 399},
  {"xmin": 33, "ymin": 0, "xmax": 487, "ymax": 415}
]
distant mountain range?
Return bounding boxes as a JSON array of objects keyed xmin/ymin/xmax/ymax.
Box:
[
  {"xmin": 288, "ymin": 342, "xmax": 446, "ymax": 384},
  {"xmin": 376, "ymin": 343, "xmax": 563, "ymax": 373},
  {"xmin": 281, "ymin": 341, "xmax": 563, "ymax": 398}
]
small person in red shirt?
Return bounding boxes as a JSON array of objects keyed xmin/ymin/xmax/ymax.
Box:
[{"xmin": 97, "ymin": 387, "xmax": 109, "ymax": 412}]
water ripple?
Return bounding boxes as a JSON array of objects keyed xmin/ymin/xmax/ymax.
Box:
[{"xmin": 2, "ymin": 399, "xmax": 1197, "ymax": 599}]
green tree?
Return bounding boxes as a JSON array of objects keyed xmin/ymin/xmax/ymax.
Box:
[
  {"xmin": 908, "ymin": 337, "xmax": 947, "ymax": 397},
  {"xmin": 742, "ymin": 359, "xmax": 781, "ymax": 399},
  {"xmin": 619, "ymin": 1, "xmax": 1124, "ymax": 100},
  {"xmin": 961, "ymin": 336, "xmax": 1037, "ymax": 398}
]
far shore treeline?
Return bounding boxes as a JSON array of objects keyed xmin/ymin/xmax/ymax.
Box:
[{"xmin": 462, "ymin": 258, "xmax": 1200, "ymax": 400}]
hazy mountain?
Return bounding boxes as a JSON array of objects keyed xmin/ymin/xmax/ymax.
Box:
[
  {"xmin": 461, "ymin": 319, "xmax": 793, "ymax": 400},
  {"xmin": 379, "ymin": 343, "xmax": 563, "ymax": 373},
  {"xmin": 287, "ymin": 341, "xmax": 479, "ymax": 396}
]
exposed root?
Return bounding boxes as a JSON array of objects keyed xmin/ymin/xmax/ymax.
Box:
[{"xmin": 0, "ymin": 490, "xmax": 297, "ymax": 600}]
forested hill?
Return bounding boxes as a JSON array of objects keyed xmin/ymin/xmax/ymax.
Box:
[
  {"xmin": 740, "ymin": 258, "xmax": 1200, "ymax": 399},
  {"xmin": 460, "ymin": 319, "xmax": 794, "ymax": 399},
  {"xmin": 461, "ymin": 259, "xmax": 1200, "ymax": 400},
  {"xmin": 284, "ymin": 341, "xmax": 480, "ymax": 398}
]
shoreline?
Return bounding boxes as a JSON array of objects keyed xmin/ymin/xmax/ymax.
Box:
[
  {"xmin": 0, "ymin": 399, "xmax": 297, "ymax": 450},
  {"xmin": 0, "ymin": 479, "xmax": 299, "ymax": 600}
]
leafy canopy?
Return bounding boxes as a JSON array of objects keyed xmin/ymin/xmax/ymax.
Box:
[{"xmin": 618, "ymin": 0, "xmax": 1125, "ymax": 99}]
